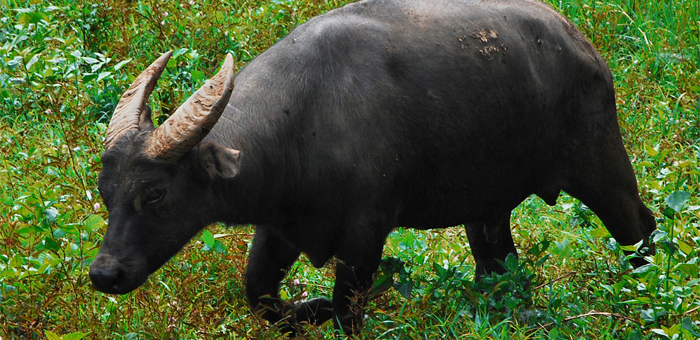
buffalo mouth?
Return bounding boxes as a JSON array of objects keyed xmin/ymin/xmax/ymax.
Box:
[{"xmin": 89, "ymin": 253, "xmax": 149, "ymax": 294}]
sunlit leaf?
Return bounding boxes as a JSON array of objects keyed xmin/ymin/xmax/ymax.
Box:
[
  {"xmin": 53, "ymin": 228, "xmax": 67, "ymax": 238},
  {"xmin": 44, "ymin": 330, "xmax": 62, "ymax": 340},
  {"xmin": 645, "ymin": 144, "xmax": 659, "ymax": 157},
  {"xmin": 7, "ymin": 56, "xmax": 22, "ymax": 68},
  {"xmin": 676, "ymin": 264, "xmax": 698, "ymax": 276},
  {"xmin": 632, "ymin": 263, "xmax": 653, "ymax": 274},
  {"xmin": 97, "ymin": 72, "xmax": 112, "ymax": 82},
  {"xmin": 62, "ymin": 332, "xmax": 89, "ymax": 340},
  {"xmin": 19, "ymin": 11, "xmax": 44, "ymax": 24},
  {"xmin": 620, "ymin": 241, "xmax": 642, "ymax": 252},
  {"xmin": 26, "ymin": 53, "xmax": 40, "ymax": 71},
  {"xmin": 666, "ymin": 191, "xmax": 691, "ymax": 213},
  {"xmin": 45, "ymin": 207, "xmax": 59, "ymax": 222},
  {"xmin": 201, "ymin": 229, "xmax": 215, "ymax": 247},
  {"xmin": 113, "ymin": 58, "xmax": 133, "ymax": 71},
  {"xmin": 82, "ymin": 56, "xmax": 100, "ymax": 64},
  {"xmin": 191, "ymin": 69, "xmax": 205, "ymax": 83},
  {"xmin": 589, "ymin": 226, "xmax": 610, "ymax": 238},
  {"xmin": 16, "ymin": 226, "xmax": 43, "ymax": 234},
  {"xmin": 84, "ymin": 214, "xmax": 105, "ymax": 230},
  {"xmin": 173, "ymin": 48, "xmax": 189, "ymax": 58},
  {"xmin": 678, "ymin": 241, "xmax": 692, "ymax": 255},
  {"xmin": 677, "ymin": 160, "xmax": 691, "ymax": 168}
]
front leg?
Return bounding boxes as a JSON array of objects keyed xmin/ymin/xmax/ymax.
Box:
[
  {"xmin": 246, "ymin": 225, "xmax": 333, "ymax": 332},
  {"xmin": 333, "ymin": 225, "xmax": 390, "ymax": 336},
  {"xmin": 246, "ymin": 225, "xmax": 299, "ymax": 324}
]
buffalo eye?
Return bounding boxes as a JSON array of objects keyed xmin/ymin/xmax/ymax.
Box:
[{"xmin": 144, "ymin": 187, "xmax": 165, "ymax": 204}]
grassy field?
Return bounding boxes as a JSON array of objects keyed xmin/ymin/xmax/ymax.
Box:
[{"xmin": 0, "ymin": 0, "xmax": 698, "ymax": 339}]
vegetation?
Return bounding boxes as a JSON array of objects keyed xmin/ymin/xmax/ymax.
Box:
[{"xmin": 0, "ymin": 0, "xmax": 698, "ymax": 338}]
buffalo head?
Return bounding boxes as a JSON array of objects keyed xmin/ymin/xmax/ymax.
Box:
[{"xmin": 90, "ymin": 52, "xmax": 239, "ymax": 294}]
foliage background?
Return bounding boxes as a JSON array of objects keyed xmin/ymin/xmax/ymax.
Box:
[{"xmin": 0, "ymin": 0, "xmax": 698, "ymax": 338}]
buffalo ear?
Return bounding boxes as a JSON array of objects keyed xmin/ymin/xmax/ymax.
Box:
[{"xmin": 197, "ymin": 142, "xmax": 241, "ymax": 179}]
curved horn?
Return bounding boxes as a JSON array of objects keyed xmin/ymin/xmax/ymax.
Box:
[
  {"xmin": 144, "ymin": 53, "xmax": 235, "ymax": 162},
  {"xmin": 105, "ymin": 51, "xmax": 172, "ymax": 149}
]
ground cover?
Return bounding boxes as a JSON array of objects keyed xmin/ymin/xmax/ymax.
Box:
[{"xmin": 0, "ymin": 0, "xmax": 698, "ymax": 338}]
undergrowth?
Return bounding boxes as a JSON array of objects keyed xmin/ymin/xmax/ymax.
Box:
[{"xmin": 0, "ymin": 0, "xmax": 698, "ymax": 339}]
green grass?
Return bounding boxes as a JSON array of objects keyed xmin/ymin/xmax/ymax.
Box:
[{"xmin": 1, "ymin": 0, "xmax": 698, "ymax": 339}]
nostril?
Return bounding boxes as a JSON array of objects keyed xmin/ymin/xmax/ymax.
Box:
[
  {"xmin": 90, "ymin": 266, "xmax": 122, "ymax": 288},
  {"xmin": 90, "ymin": 255, "xmax": 124, "ymax": 291}
]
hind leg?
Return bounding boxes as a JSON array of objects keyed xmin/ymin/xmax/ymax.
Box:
[
  {"xmin": 564, "ymin": 134, "xmax": 656, "ymax": 265},
  {"xmin": 466, "ymin": 212, "xmax": 517, "ymax": 280}
]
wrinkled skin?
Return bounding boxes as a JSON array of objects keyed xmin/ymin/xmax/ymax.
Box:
[{"xmin": 90, "ymin": 0, "xmax": 656, "ymax": 336}]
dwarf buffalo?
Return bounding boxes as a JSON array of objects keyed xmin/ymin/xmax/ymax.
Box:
[{"xmin": 90, "ymin": 0, "xmax": 656, "ymax": 335}]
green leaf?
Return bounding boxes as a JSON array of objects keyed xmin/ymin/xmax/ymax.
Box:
[
  {"xmin": 7, "ymin": 56, "xmax": 23, "ymax": 68},
  {"xmin": 650, "ymin": 329, "xmax": 667, "ymax": 337},
  {"xmin": 82, "ymin": 73, "xmax": 97, "ymax": 83},
  {"xmin": 82, "ymin": 57, "xmax": 100, "ymax": 64},
  {"xmin": 113, "ymin": 58, "xmax": 133, "ymax": 71},
  {"xmin": 213, "ymin": 240, "xmax": 226, "ymax": 253},
  {"xmin": 527, "ymin": 239, "xmax": 550, "ymax": 256},
  {"xmin": 84, "ymin": 214, "xmax": 105, "ymax": 231},
  {"xmin": 45, "ymin": 207, "xmax": 59, "ymax": 222},
  {"xmin": 682, "ymin": 317, "xmax": 700, "ymax": 337},
  {"xmin": 632, "ymin": 263, "xmax": 653, "ymax": 274},
  {"xmin": 641, "ymin": 309, "xmax": 657, "ymax": 323},
  {"xmin": 97, "ymin": 72, "xmax": 112, "ymax": 82},
  {"xmin": 678, "ymin": 240, "xmax": 692, "ymax": 255},
  {"xmin": 396, "ymin": 282, "xmax": 413, "ymax": 299},
  {"xmin": 187, "ymin": 49, "xmax": 200, "ymax": 60},
  {"xmin": 620, "ymin": 241, "xmax": 642, "ymax": 252},
  {"xmin": 651, "ymin": 230, "xmax": 667, "ymax": 243},
  {"xmin": 548, "ymin": 328, "xmax": 559, "ymax": 340},
  {"xmin": 666, "ymin": 191, "xmax": 691, "ymax": 213},
  {"xmin": 19, "ymin": 11, "xmax": 44, "ymax": 24},
  {"xmin": 645, "ymin": 144, "xmax": 659, "ymax": 157},
  {"xmin": 26, "ymin": 53, "xmax": 40, "ymax": 71},
  {"xmin": 60, "ymin": 223, "xmax": 79, "ymax": 234},
  {"xmin": 63, "ymin": 332, "xmax": 89, "ymax": 340},
  {"xmin": 201, "ymin": 229, "xmax": 215, "ymax": 247},
  {"xmin": 676, "ymin": 264, "xmax": 698, "ymax": 276},
  {"xmin": 43, "ymin": 331, "xmax": 89, "ymax": 340},
  {"xmin": 44, "ymin": 236, "xmax": 60, "ymax": 251},
  {"xmin": 590, "ymin": 226, "xmax": 610, "ymax": 238},
  {"xmin": 53, "ymin": 228, "xmax": 67, "ymax": 238},
  {"xmin": 45, "ymin": 330, "xmax": 62, "ymax": 340},
  {"xmin": 372, "ymin": 270, "xmax": 394, "ymax": 294},
  {"xmin": 191, "ymin": 69, "xmax": 205, "ymax": 83},
  {"xmin": 172, "ymin": 48, "xmax": 189, "ymax": 58},
  {"xmin": 16, "ymin": 226, "xmax": 43, "ymax": 234}
]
